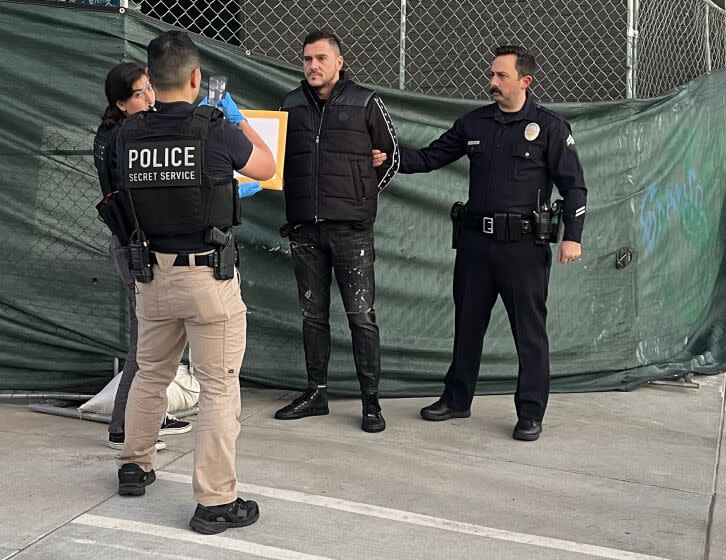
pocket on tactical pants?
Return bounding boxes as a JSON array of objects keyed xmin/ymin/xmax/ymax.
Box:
[
  {"xmin": 134, "ymin": 280, "xmax": 159, "ymax": 319},
  {"xmin": 188, "ymin": 271, "xmax": 246, "ymax": 324}
]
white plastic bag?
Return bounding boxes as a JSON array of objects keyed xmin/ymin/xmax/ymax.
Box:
[
  {"xmin": 166, "ymin": 364, "xmax": 200, "ymax": 412},
  {"xmin": 79, "ymin": 364, "xmax": 199, "ymax": 415},
  {"xmin": 77, "ymin": 372, "xmax": 122, "ymax": 415}
]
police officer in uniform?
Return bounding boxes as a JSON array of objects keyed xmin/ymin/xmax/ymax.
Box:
[
  {"xmin": 111, "ymin": 31, "xmax": 275, "ymax": 534},
  {"xmin": 393, "ymin": 45, "xmax": 587, "ymax": 441}
]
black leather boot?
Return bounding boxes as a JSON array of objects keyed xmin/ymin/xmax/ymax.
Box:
[
  {"xmin": 274, "ymin": 386, "xmax": 329, "ymax": 420},
  {"xmin": 361, "ymin": 393, "xmax": 386, "ymax": 433},
  {"xmin": 512, "ymin": 419, "xmax": 542, "ymax": 441}
]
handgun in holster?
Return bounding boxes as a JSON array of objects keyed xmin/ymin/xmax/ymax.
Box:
[
  {"xmin": 205, "ymin": 226, "xmax": 238, "ymax": 280},
  {"xmin": 450, "ymin": 201, "xmax": 465, "ymax": 249}
]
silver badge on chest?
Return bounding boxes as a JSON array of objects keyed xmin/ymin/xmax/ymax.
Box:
[{"xmin": 524, "ymin": 122, "xmax": 540, "ymax": 141}]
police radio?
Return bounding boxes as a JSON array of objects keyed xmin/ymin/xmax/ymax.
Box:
[
  {"xmin": 128, "ymin": 235, "xmax": 153, "ymax": 283},
  {"xmin": 123, "ymin": 189, "xmax": 153, "ymax": 283},
  {"xmin": 533, "ymin": 189, "xmax": 551, "ymax": 246},
  {"xmin": 549, "ymin": 199, "xmax": 564, "ymax": 244}
]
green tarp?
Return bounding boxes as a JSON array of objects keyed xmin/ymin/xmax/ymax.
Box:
[{"xmin": 0, "ymin": 1, "xmax": 724, "ymax": 395}]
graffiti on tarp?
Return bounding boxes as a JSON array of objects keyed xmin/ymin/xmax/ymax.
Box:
[{"xmin": 638, "ymin": 169, "xmax": 710, "ymax": 257}]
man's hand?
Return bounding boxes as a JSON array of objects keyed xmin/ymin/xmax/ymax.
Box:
[
  {"xmin": 371, "ymin": 149, "xmax": 387, "ymax": 168},
  {"xmin": 558, "ymin": 240, "xmax": 582, "ymax": 264}
]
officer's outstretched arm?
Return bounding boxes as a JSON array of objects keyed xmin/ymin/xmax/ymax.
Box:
[{"xmin": 238, "ymin": 121, "xmax": 276, "ymax": 181}]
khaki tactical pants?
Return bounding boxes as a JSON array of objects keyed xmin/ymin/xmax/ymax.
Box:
[{"xmin": 117, "ymin": 252, "xmax": 247, "ymax": 506}]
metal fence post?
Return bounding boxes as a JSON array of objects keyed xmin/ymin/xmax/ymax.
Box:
[
  {"xmin": 705, "ymin": 2, "xmax": 712, "ymax": 72},
  {"xmin": 399, "ymin": 0, "xmax": 407, "ymax": 90},
  {"xmin": 626, "ymin": 0, "xmax": 639, "ymax": 98}
]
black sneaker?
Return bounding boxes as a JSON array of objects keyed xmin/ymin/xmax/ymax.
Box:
[
  {"xmin": 189, "ymin": 497, "xmax": 260, "ymax": 535},
  {"xmin": 159, "ymin": 414, "xmax": 192, "ymax": 435},
  {"xmin": 361, "ymin": 393, "xmax": 386, "ymax": 433},
  {"xmin": 118, "ymin": 463, "xmax": 156, "ymax": 496},
  {"xmin": 108, "ymin": 432, "xmax": 167, "ymax": 451},
  {"xmin": 274, "ymin": 386, "xmax": 329, "ymax": 420}
]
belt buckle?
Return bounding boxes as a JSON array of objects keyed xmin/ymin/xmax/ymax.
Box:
[{"xmin": 482, "ymin": 217, "xmax": 494, "ymax": 234}]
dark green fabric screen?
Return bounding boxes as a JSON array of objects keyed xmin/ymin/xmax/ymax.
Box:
[{"xmin": 0, "ymin": 1, "xmax": 724, "ymax": 395}]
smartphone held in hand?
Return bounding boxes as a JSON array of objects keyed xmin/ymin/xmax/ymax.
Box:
[{"xmin": 208, "ymin": 75, "xmax": 227, "ymax": 106}]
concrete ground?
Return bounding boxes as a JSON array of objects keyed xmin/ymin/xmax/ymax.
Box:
[{"xmin": 0, "ymin": 374, "xmax": 724, "ymax": 560}]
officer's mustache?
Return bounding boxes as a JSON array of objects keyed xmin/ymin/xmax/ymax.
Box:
[{"xmin": 489, "ymin": 87, "xmax": 502, "ymax": 95}]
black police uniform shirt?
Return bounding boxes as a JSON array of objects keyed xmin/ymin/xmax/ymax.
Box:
[
  {"xmin": 398, "ymin": 93, "xmax": 587, "ymax": 243},
  {"xmin": 119, "ymin": 100, "xmax": 253, "ymax": 253}
]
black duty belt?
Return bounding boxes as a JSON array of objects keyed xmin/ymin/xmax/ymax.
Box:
[
  {"xmin": 462, "ymin": 213, "xmax": 532, "ymax": 235},
  {"xmin": 150, "ymin": 252, "xmax": 215, "ymax": 267}
]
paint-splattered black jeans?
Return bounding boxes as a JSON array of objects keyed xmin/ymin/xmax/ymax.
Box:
[{"xmin": 288, "ymin": 221, "xmax": 380, "ymax": 393}]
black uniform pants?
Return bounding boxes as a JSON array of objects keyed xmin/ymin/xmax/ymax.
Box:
[
  {"xmin": 441, "ymin": 228, "xmax": 552, "ymax": 421},
  {"xmin": 289, "ymin": 222, "xmax": 381, "ymax": 393}
]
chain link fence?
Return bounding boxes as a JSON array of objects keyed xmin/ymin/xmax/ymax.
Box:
[
  {"xmin": 636, "ymin": 0, "xmax": 726, "ymax": 97},
  {"xmin": 120, "ymin": 0, "xmax": 725, "ymax": 102}
]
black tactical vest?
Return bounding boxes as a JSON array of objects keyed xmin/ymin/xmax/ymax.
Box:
[{"xmin": 118, "ymin": 106, "xmax": 241, "ymax": 237}]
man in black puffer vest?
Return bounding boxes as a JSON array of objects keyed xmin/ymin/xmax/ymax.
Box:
[{"xmin": 275, "ymin": 30, "xmax": 399, "ymax": 433}]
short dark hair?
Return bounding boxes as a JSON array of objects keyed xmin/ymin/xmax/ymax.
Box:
[
  {"xmin": 147, "ymin": 31, "xmax": 200, "ymax": 91},
  {"xmin": 100, "ymin": 61, "xmax": 146, "ymax": 129},
  {"xmin": 303, "ymin": 30, "xmax": 342, "ymax": 54},
  {"xmin": 494, "ymin": 45, "xmax": 535, "ymax": 78}
]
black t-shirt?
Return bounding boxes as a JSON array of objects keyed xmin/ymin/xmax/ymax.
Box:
[
  {"xmin": 131, "ymin": 101, "xmax": 253, "ymax": 253},
  {"xmin": 314, "ymin": 94, "xmax": 326, "ymax": 112}
]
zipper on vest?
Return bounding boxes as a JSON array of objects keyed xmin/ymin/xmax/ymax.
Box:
[{"xmin": 313, "ymin": 104, "xmax": 325, "ymax": 222}]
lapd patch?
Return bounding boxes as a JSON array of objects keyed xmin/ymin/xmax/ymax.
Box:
[
  {"xmin": 124, "ymin": 140, "xmax": 203, "ymax": 188},
  {"xmin": 524, "ymin": 122, "xmax": 540, "ymax": 141}
]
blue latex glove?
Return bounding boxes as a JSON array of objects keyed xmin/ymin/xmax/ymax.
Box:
[
  {"xmin": 238, "ymin": 181, "xmax": 262, "ymax": 198},
  {"xmin": 198, "ymin": 94, "xmax": 246, "ymax": 125},
  {"xmin": 218, "ymin": 92, "xmax": 246, "ymax": 126}
]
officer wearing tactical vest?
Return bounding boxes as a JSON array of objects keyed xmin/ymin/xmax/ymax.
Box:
[
  {"xmin": 388, "ymin": 45, "xmax": 587, "ymax": 441},
  {"xmin": 274, "ymin": 30, "xmax": 399, "ymax": 432},
  {"xmin": 111, "ymin": 31, "xmax": 275, "ymax": 535}
]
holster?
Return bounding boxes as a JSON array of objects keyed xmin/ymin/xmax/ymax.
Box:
[
  {"xmin": 205, "ymin": 226, "xmax": 238, "ymax": 280},
  {"xmin": 450, "ymin": 202, "xmax": 465, "ymax": 249}
]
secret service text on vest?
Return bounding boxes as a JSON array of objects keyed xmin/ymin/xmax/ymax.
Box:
[{"xmin": 127, "ymin": 146, "xmax": 197, "ymax": 182}]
